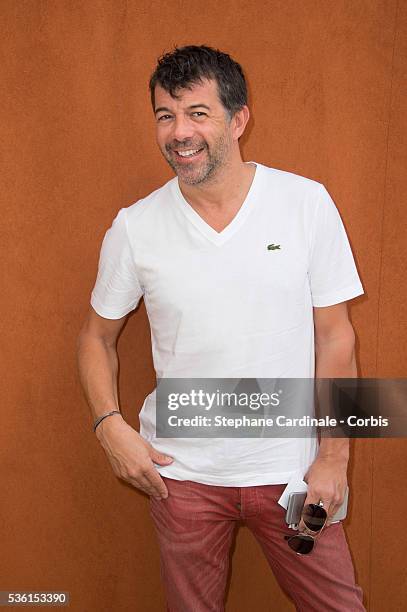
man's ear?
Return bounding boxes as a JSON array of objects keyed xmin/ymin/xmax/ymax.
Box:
[{"xmin": 232, "ymin": 105, "xmax": 250, "ymax": 141}]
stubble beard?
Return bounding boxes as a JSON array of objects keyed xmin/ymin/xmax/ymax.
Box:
[{"xmin": 162, "ymin": 132, "xmax": 231, "ymax": 186}]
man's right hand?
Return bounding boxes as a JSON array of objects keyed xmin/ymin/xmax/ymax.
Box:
[{"xmin": 95, "ymin": 416, "xmax": 174, "ymax": 500}]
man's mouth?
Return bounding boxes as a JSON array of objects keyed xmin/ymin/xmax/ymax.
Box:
[{"xmin": 173, "ymin": 147, "xmax": 205, "ymax": 159}]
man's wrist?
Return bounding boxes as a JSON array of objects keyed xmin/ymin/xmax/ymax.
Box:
[
  {"xmin": 317, "ymin": 437, "xmax": 350, "ymax": 463},
  {"xmin": 94, "ymin": 409, "xmax": 124, "ymax": 438}
]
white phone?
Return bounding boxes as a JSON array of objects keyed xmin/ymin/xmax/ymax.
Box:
[{"xmin": 285, "ymin": 486, "xmax": 349, "ymax": 528}]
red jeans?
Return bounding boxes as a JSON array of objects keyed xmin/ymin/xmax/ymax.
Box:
[{"xmin": 150, "ymin": 477, "xmax": 365, "ymax": 612}]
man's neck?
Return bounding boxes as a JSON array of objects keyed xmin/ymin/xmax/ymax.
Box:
[{"xmin": 177, "ymin": 156, "xmax": 256, "ymax": 213}]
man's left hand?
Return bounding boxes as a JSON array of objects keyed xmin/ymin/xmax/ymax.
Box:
[{"xmin": 300, "ymin": 455, "xmax": 348, "ymax": 529}]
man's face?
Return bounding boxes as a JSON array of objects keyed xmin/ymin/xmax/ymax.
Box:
[{"xmin": 154, "ymin": 78, "xmax": 234, "ymax": 185}]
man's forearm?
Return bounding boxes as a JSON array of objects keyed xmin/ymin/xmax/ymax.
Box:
[
  {"xmin": 315, "ymin": 328, "xmax": 357, "ymax": 459},
  {"xmin": 77, "ymin": 333, "xmax": 122, "ymax": 426}
]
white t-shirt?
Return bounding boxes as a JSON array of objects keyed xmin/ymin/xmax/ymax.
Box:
[{"xmin": 90, "ymin": 162, "xmax": 364, "ymax": 486}]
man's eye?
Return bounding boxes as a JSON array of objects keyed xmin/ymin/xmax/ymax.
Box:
[
  {"xmin": 157, "ymin": 115, "xmax": 172, "ymax": 121},
  {"xmin": 192, "ymin": 112, "xmax": 206, "ymax": 117}
]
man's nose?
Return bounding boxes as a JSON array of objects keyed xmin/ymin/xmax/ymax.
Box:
[{"xmin": 171, "ymin": 115, "xmax": 194, "ymax": 142}]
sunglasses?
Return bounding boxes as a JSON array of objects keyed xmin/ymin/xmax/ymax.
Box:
[{"xmin": 284, "ymin": 502, "xmax": 328, "ymax": 555}]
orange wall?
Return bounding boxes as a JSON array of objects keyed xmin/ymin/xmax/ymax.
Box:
[{"xmin": 1, "ymin": 1, "xmax": 406, "ymax": 610}]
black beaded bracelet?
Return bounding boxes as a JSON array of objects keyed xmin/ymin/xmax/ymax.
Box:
[{"xmin": 93, "ymin": 410, "xmax": 122, "ymax": 432}]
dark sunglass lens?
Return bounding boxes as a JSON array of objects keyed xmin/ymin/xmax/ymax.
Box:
[
  {"xmin": 287, "ymin": 534, "xmax": 314, "ymax": 555},
  {"xmin": 302, "ymin": 504, "xmax": 327, "ymax": 531}
]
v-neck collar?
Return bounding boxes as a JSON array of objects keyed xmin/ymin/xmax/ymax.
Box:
[{"xmin": 170, "ymin": 161, "xmax": 262, "ymax": 246}]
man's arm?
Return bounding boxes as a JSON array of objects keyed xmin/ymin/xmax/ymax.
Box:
[
  {"xmin": 76, "ymin": 307, "xmax": 173, "ymax": 499},
  {"xmin": 77, "ymin": 307, "xmax": 126, "ymax": 423},
  {"xmin": 303, "ymin": 301, "xmax": 357, "ymax": 525}
]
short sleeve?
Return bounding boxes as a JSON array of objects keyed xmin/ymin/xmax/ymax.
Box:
[
  {"xmin": 90, "ymin": 208, "xmax": 143, "ymax": 319},
  {"xmin": 308, "ymin": 184, "xmax": 364, "ymax": 307}
]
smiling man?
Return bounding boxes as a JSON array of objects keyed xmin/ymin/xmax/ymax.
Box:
[
  {"xmin": 154, "ymin": 74, "xmax": 255, "ymax": 234},
  {"xmin": 77, "ymin": 45, "xmax": 366, "ymax": 611},
  {"xmin": 155, "ymin": 77, "xmax": 242, "ymax": 180}
]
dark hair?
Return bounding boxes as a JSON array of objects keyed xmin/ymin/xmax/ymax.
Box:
[{"xmin": 149, "ymin": 45, "xmax": 247, "ymax": 118}]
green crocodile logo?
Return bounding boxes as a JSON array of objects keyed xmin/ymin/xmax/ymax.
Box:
[{"xmin": 267, "ymin": 244, "xmax": 281, "ymax": 250}]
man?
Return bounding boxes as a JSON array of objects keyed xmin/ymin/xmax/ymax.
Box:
[{"xmin": 77, "ymin": 45, "xmax": 365, "ymax": 611}]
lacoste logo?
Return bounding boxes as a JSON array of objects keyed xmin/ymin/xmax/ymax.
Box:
[{"xmin": 267, "ymin": 243, "xmax": 281, "ymax": 250}]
